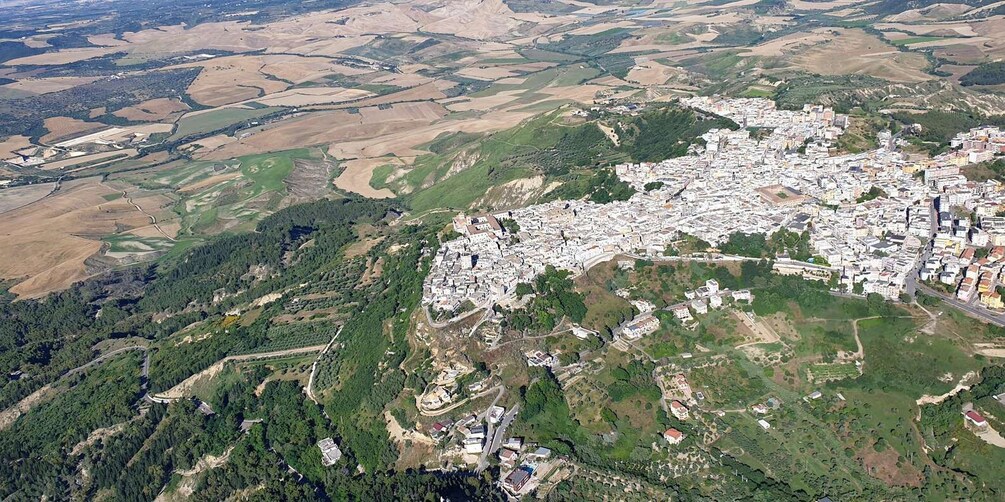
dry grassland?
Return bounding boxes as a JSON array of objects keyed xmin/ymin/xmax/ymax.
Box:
[
  {"xmin": 1, "ymin": 76, "xmax": 102, "ymax": 95},
  {"xmin": 0, "ymin": 183, "xmax": 55, "ymax": 214},
  {"xmin": 0, "ymin": 178, "xmax": 155, "ymax": 297},
  {"xmin": 2, "ymin": 46, "xmax": 117, "ymax": 66},
  {"xmin": 625, "ymin": 60, "xmax": 683, "ymax": 85},
  {"xmin": 0, "ymin": 135, "xmax": 31, "ymax": 158},
  {"xmin": 253, "ymin": 87, "xmax": 374, "ymax": 107},
  {"xmin": 176, "ymin": 55, "xmax": 292, "ymax": 107},
  {"xmin": 421, "ymin": 0, "xmax": 524, "ymax": 40},
  {"xmin": 40, "ymin": 117, "xmax": 106, "ymax": 144},
  {"xmin": 792, "ymin": 28, "xmax": 932, "ymax": 83},
  {"xmin": 334, "ymin": 158, "xmax": 398, "ymax": 198},
  {"xmin": 112, "ymin": 98, "xmax": 191, "ymax": 122}
]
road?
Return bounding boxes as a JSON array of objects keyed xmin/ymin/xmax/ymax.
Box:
[
  {"xmin": 478, "ymin": 400, "xmax": 519, "ymax": 471},
  {"xmin": 65, "ymin": 345, "xmax": 149, "ymax": 378},
  {"xmin": 904, "ymin": 198, "xmax": 938, "ymax": 299},
  {"xmin": 917, "ymin": 283, "xmax": 1005, "ymax": 327},
  {"xmin": 419, "ymin": 384, "xmax": 503, "ymax": 417},
  {"xmin": 306, "ymin": 326, "xmax": 343, "ymax": 404},
  {"xmin": 899, "ymin": 198, "xmax": 1005, "ymax": 327},
  {"xmin": 423, "ymin": 303, "xmax": 488, "ymax": 329},
  {"xmin": 150, "ymin": 344, "xmax": 329, "ymax": 403}
]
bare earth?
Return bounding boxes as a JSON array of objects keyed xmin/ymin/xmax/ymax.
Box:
[{"xmin": 334, "ymin": 158, "xmax": 397, "ymax": 199}]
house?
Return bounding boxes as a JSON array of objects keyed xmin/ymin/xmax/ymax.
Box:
[
  {"xmin": 663, "ymin": 427, "xmax": 684, "ymax": 445},
  {"xmin": 732, "ymin": 290, "xmax": 752, "ymax": 302},
  {"xmin": 672, "ymin": 305, "xmax": 693, "ymax": 322},
  {"xmin": 623, "ymin": 314, "xmax": 660, "ymax": 339},
  {"xmin": 503, "ymin": 437, "xmax": 523, "ymax": 450},
  {"xmin": 757, "ymin": 419, "xmax": 771, "ymax": 430},
  {"xmin": 691, "ymin": 299, "xmax": 708, "ymax": 315},
  {"xmin": 317, "ymin": 438, "xmax": 342, "ymax": 466},
  {"xmin": 670, "ymin": 400, "xmax": 690, "ymax": 420},
  {"xmin": 489, "ymin": 406, "xmax": 505, "ymax": 424},
  {"xmin": 468, "ymin": 424, "xmax": 487, "ymax": 439},
  {"xmin": 805, "ymin": 390, "xmax": 823, "ymax": 401},
  {"xmin": 526, "ymin": 350, "xmax": 557, "ymax": 367},
  {"xmin": 965, "ymin": 410, "xmax": 989, "ymax": 430},
  {"xmin": 463, "ymin": 437, "xmax": 484, "ymax": 453},
  {"xmin": 981, "ymin": 291, "xmax": 1004, "ymax": 310},
  {"xmin": 504, "ymin": 466, "xmax": 533, "ymax": 492},
  {"xmin": 672, "ymin": 373, "xmax": 692, "ymax": 395},
  {"xmin": 706, "ymin": 279, "xmax": 720, "ymax": 294},
  {"xmin": 709, "ymin": 294, "xmax": 723, "ymax": 309},
  {"xmin": 572, "ymin": 325, "xmax": 595, "ymax": 339},
  {"xmin": 421, "ymin": 386, "xmax": 452, "ymax": 409},
  {"xmin": 499, "ymin": 448, "xmax": 518, "ymax": 465},
  {"xmin": 751, "ymin": 404, "xmax": 768, "ymax": 414},
  {"xmin": 527, "ymin": 447, "xmax": 552, "ymax": 460}
]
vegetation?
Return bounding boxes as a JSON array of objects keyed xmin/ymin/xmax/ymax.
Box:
[
  {"xmin": 891, "ymin": 110, "xmax": 1005, "ymax": 155},
  {"xmin": 962, "ymin": 61, "xmax": 1005, "ymax": 86},
  {"xmin": 615, "ymin": 106, "xmax": 738, "ymax": 163},
  {"xmin": 545, "ymin": 168, "xmax": 636, "ymax": 203},
  {"xmin": 499, "ymin": 266, "xmax": 588, "ymax": 333},
  {"xmin": 719, "ymin": 229, "xmax": 812, "ymax": 261},
  {"xmin": 856, "ymin": 186, "xmax": 887, "ymax": 203}
]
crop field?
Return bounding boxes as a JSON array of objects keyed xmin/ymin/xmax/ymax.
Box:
[
  {"xmin": 807, "ymin": 362, "xmax": 861, "ymax": 382},
  {"xmin": 169, "ymin": 106, "xmax": 284, "ymax": 142},
  {"xmin": 0, "ymin": 178, "xmax": 160, "ymax": 297}
]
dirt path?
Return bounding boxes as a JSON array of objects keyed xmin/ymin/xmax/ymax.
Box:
[
  {"xmin": 916, "ymin": 371, "xmax": 977, "ymax": 406},
  {"xmin": 154, "ymin": 345, "xmax": 326, "ymax": 401},
  {"xmin": 384, "ymin": 409, "xmax": 436, "ymax": 446},
  {"xmin": 418, "ymin": 384, "xmax": 503, "ymax": 417},
  {"xmin": 597, "ymin": 123, "xmax": 620, "ymax": 146},
  {"xmin": 0, "ymin": 384, "xmax": 55, "ymax": 431},
  {"xmin": 306, "ymin": 327, "xmax": 342, "ymax": 404},
  {"xmin": 976, "ymin": 425, "xmax": 1005, "ymax": 448},
  {"xmin": 0, "ymin": 344, "xmax": 149, "ymax": 431},
  {"xmin": 99, "ymin": 180, "xmax": 175, "ymax": 242},
  {"xmin": 734, "ymin": 311, "xmax": 780, "ymax": 348}
]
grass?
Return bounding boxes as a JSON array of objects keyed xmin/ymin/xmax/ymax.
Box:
[
  {"xmin": 169, "ymin": 106, "xmax": 283, "ymax": 141},
  {"xmin": 851, "ymin": 316, "xmax": 983, "ymax": 397},
  {"xmin": 890, "ymin": 36, "xmax": 944, "ymax": 47},
  {"xmin": 238, "ymin": 149, "xmax": 307, "ymax": 196},
  {"xmin": 103, "ymin": 234, "xmax": 174, "ymax": 253},
  {"xmin": 741, "ymin": 87, "xmax": 774, "ymax": 98},
  {"xmin": 808, "ymin": 362, "xmax": 860, "ymax": 383},
  {"xmin": 146, "ymin": 149, "xmax": 314, "ymax": 236}
]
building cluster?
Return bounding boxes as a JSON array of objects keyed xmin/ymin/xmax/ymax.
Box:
[
  {"xmin": 500, "ymin": 444, "xmax": 553, "ymax": 495},
  {"xmin": 920, "ymin": 129, "xmax": 1005, "ymax": 310},
  {"xmin": 423, "ymin": 97, "xmax": 1005, "ymax": 312}
]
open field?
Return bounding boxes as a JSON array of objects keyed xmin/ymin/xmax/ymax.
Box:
[
  {"xmin": 792, "ymin": 28, "xmax": 932, "ymax": 83},
  {"xmin": 0, "ymin": 183, "xmax": 55, "ymax": 213},
  {"xmin": 0, "ymin": 177, "xmax": 170, "ymax": 297},
  {"xmin": 1, "ymin": 76, "xmax": 102, "ymax": 95},
  {"xmin": 334, "ymin": 158, "xmax": 397, "ymax": 199},
  {"xmin": 112, "ymin": 98, "xmax": 190, "ymax": 122},
  {"xmin": 0, "ymin": 135, "xmax": 31, "ymax": 159},
  {"xmin": 40, "ymin": 117, "xmax": 106, "ymax": 144},
  {"xmin": 169, "ymin": 106, "xmax": 284, "ymax": 141}
]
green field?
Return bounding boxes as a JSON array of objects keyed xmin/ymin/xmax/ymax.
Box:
[
  {"xmin": 890, "ymin": 36, "xmax": 944, "ymax": 47},
  {"xmin": 133, "ymin": 149, "xmax": 314, "ymax": 236},
  {"xmin": 169, "ymin": 106, "xmax": 284, "ymax": 141}
]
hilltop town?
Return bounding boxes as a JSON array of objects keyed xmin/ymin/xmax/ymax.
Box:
[{"xmin": 424, "ymin": 97, "xmax": 1005, "ymax": 321}]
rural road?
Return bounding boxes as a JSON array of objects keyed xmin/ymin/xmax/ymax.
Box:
[
  {"xmin": 917, "ymin": 283, "xmax": 1005, "ymax": 328},
  {"xmin": 476, "ymin": 388, "xmax": 515, "ymax": 471},
  {"xmin": 306, "ymin": 326, "xmax": 343, "ymax": 404},
  {"xmin": 152, "ymin": 344, "xmax": 328, "ymax": 402}
]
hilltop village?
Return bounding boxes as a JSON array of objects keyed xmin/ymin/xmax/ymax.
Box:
[{"xmin": 423, "ymin": 97, "xmax": 1005, "ymax": 319}]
